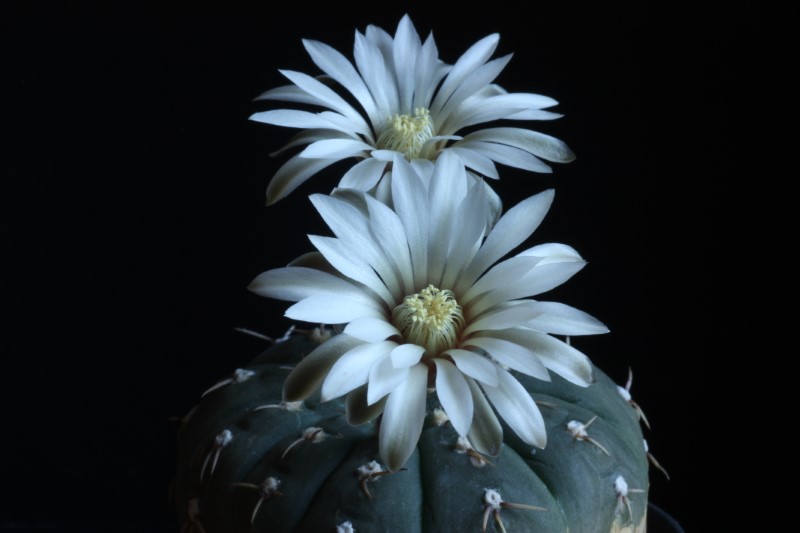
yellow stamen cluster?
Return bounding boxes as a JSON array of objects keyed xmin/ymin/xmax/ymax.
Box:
[
  {"xmin": 377, "ymin": 107, "xmax": 435, "ymax": 159},
  {"xmin": 392, "ymin": 285, "xmax": 464, "ymax": 355}
]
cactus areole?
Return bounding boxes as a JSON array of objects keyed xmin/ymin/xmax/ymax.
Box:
[{"xmin": 174, "ymin": 333, "xmax": 649, "ymax": 532}]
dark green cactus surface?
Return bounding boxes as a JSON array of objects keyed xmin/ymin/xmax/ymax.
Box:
[{"xmin": 175, "ymin": 333, "xmax": 649, "ymax": 532}]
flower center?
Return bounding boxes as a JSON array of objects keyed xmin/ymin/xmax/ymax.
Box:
[
  {"xmin": 377, "ymin": 107, "xmax": 435, "ymax": 159},
  {"xmin": 392, "ymin": 285, "xmax": 464, "ymax": 355}
]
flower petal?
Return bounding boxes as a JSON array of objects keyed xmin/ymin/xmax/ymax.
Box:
[
  {"xmin": 462, "ymin": 127, "xmax": 576, "ymax": 163},
  {"xmin": 283, "ymin": 334, "xmax": 364, "ymax": 401},
  {"xmin": 454, "ymin": 140, "xmax": 552, "ymax": 173},
  {"xmin": 431, "ymin": 33, "xmax": 500, "ymax": 116},
  {"xmin": 340, "ymin": 158, "xmax": 387, "ymax": 190},
  {"xmin": 462, "ymin": 337, "xmax": 550, "ymax": 381},
  {"xmin": 279, "ymin": 69, "xmax": 370, "ymax": 133},
  {"xmin": 440, "ymin": 181, "xmax": 488, "ymax": 289},
  {"xmin": 391, "ymin": 343, "xmax": 425, "ymax": 368},
  {"xmin": 482, "ymin": 328, "xmax": 594, "ymax": 387},
  {"xmin": 302, "ymin": 38, "xmax": 381, "ymax": 126},
  {"xmin": 468, "ymin": 261, "xmax": 587, "ymax": 317},
  {"xmin": 392, "ymin": 15, "xmax": 422, "ymax": 113},
  {"xmin": 379, "ymin": 363, "xmax": 428, "ymax": 471},
  {"xmin": 433, "ymin": 359, "xmax": 473, "ymax": 437},
  {"xmin": 298, "ymin": 138, "xmax": 373, "ymax": 159},
  {"xmin": 266, "ymin": 155, "xmax": 340, "ymax": 205},
  {"xmin": 465, "ymin": 376, "xmax": 502, "ymax": 456},
  {"xmin": 308, "ymin": 235, "xmax": 395, "ymax": 306},
  {"xmin": 525, "ymin": 302, "xmax": 609, "ymax": 336},
  {"xmin": 248, "ymin": 266, "xmax": 370, "ymax": 304},
  {"xmin": 344, "ymin": 317, "xmax": 400, "ymax": 342},
  {"xmin": 345, "ymin": 384, "xmax": 386, "ymax": 425},
  {"xmin": 391, "ymin": 156, "xmax": 429, "ymax": 288},
  {"xmin": 517, "ymin": 243, "xmax": 583, "ymax": 264},
  {"xmin": 322, "ymin": 341, "xmax": 396, "ymax": 401},
  {"xmin": 445, "ymin": 349, "xmax": 499, "ymax": 386},
  {"xmin": 354, "ymin": 30, "xmax": 399, "ymax": 119},
  {"xmin": 462, "ymin": 256, "xmax": 543, "ymax": 303},
  {"xmin": 365, "ymin": 195, "xmax": 415, "ymax": 294},
  {"xmin": 481, "ymin": 367, "xmax": 546, "ymax": 448},
  {"xmin": 450, "ymin": 147, "xmax": 500, "ymax": 180},
  {"xmin": 286, "ymin": 294, "xmax": 384, "ymax": 324},
  {"xmin": 463, "ymin": 301, "xmax": 542, "ymax": 335},
  {"xmin": 368, "ymin": 354, "xmax": 409, "ymax": 405},
  {"xmin": 427, "ymin": 151, "xmax": 468, "ymax": 286},
  {"xmin": 457, "ymin": 189, "xmax": 555, "ymax": 294}
]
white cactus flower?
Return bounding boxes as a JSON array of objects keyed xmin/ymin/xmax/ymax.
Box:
[
  {"xmin": 251, "ymin": 15, "xmax": 574, "ymax": 205},
  {"xmin": 249, "ymin": 154, "xmax": 606, "ymax": 471}
]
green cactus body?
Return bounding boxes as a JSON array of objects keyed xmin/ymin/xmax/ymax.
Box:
[{"xmin": 175, "ymin": 333, "xmax": 649, "ymax": 532}]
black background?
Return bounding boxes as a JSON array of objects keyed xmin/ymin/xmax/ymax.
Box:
[{"xmin": 3, "ymin": 3, "xmax": 748, "ymax": 531}]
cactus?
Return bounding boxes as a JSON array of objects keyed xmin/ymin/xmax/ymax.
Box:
[{"xmin": 174, "ymin": 331, "xmax": 649, "ymax": 532}]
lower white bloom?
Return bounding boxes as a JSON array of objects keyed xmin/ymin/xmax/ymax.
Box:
[{"xmin": 249, "ymin": 154, "xmax": 607, "ymax": 471}]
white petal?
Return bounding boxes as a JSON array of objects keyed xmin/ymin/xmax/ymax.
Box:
[
  {"xmin": 266, "ymin": 155, "xmax": 340, "ymax": 205},
  {"xmin": 322, "ymin": 341, "xmax": 396, "ymax": 401},
  {"xmin": 368, "ymin": 354, "xmax": 409, "ymax": 405},
  {"xmin": 446, "ymin": 93, "xmax": 560, "ymax": 132},
  {"xmin": 413, "ymin": 33, "xmax": 449, "ymax": 109},
  {"xmin": 286, "ymin": 294, "xmax": 383, "ymax": 324},
  {"xmin": 462, "ymin": 127, "xmax": 576, "ymax": 163},
  {"xmin": 279, "ymin": 69, "xmax": 369, "ymax": 132},
  {"xmin": 464, "ymin": 301, "xmax": 543, "ymax": 335},
  {"xmin": 462, "ymin": 256, "xmax": 543, "ymax": 303},
  {"xmin": 391, "ymin": 344, "xmax": 425, "ymax": 368},
  {"xmin": 391, "ymin": 156, "xmax": 429, "ymax": 289},
  {"xmin": 483, "ymin": 328, "xmax": 594, "ymax": 386},
  {"xmin": 249, "ymin": 266, "xmax": 372, "ymax": 304},
  {"xmin": 250, "ymin": 109, "xmax": 358, "ymax": 135},
  {"xmin": 269, "ymin": 129, "xmax": 349, "ymax": 158},
  {"xmin": 380, "ymin": 363, "xmax": 428, "ymax": 471},
  {"xmin": 302, "ymin": 38, "xmax": 381, "ymax": 126},
  {"xmin": 431, "ymin": 33, "xmax": 500, "ymax": 116},
  {"xmin": 525, "ymin": 302, "xmax": 609, "ymax": 336},
  {"xmin": 392, "ymin": 15, "xmax": 421, "ymax": 113},
  {"xmin": 365, "ymin": 195, "xmax": 415, "ymax": 294},
  {"xmin": 354, "ymin": 31, "xmax": 399, "ymax": 116},
  {"xmin": 311, "ymin": 194, "xmax": 403, "ymax": 301},
  {"xmin": 340, "ymin": 158, "xmax": 387, "ymax": 190},
  {"xmin": 345, "ymin": 384, "xmax": 386, "ymax": 425},
  {"xmin": 454, "ymin": 141, "xmax": 552, "ymax": 173},
  {"xmin": 370, "ymin": 149, "xmax": 397, "ymax": 162},
  {"xmin": 299, "ymin": 138, "xmax": 373, "ymax": 159},
  {"xmin": 284, "ymin": 334, "xmax": 364, "ymax": 401},
  {"xmin": 481, "ymin": 367, "xmax": 546, "ymax": 448},
  {"xmin": 344, "ymin": 317, "xmax": 400, "ymax": 342},
  {"xmin": 462, "ymin": 337, "xmax": 550, "ymax": 381},
  {"xmin": 437, "ymin": 54, "xmax": 512, "ymax": 125},
  {"xmin": 440, "ymin": 181, "xmax": 489, "ymax": 289},
  {"xmin": 434, "ymin": 359, "xmax": 473, "ymax": 436},
  {"xmin": 427, "ymin": 151, "xmax": 467, "ymax": 286},
  {"xmin": 449, "ymin": 147, "xmax": 500, "ymax": 179},
  {"xmin": 465, "ymin": 376, "xmax": 502, "ymax": 456},
  {"xmin": 457, "ymin": 189, "xmax": 555, "ymax": 294},
  {"xmin": 506, "ymin": 109, "xmax": 563, "ymax": 120},
  {"xmin": 308, "ymin": 235, "xmax": 395, "ymax": 306},
  {"xmin": 517, "ymin": 243, "xmax": 583, "ymax": 264},
  {"xmin": 253, "ymin": 84, "xmax": 322, "ymax": 106},
  {"xmin": 468, "ymin": 261, "xmax": 587, "ymax": 317},
  {"xmin": 445, "ymin": 348, "xmax": 499, "ymax": 386}
]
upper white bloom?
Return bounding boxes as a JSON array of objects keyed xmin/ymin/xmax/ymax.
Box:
[
  {"xmin": 251, "ymin": 15, "xmax": 575, "ymax": 205},
  {"xmin": 249, "ymin": 153, "xmax": 606, "ymax": 471}
]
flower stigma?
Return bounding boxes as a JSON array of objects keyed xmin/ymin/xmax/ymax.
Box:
[
  {"xmin": 392, "ymin": 285, "xmax": 464, "ymax": 355},
  {"xmin": 377, "ymin": 107, "xmax": 435, "ymax": 159}
]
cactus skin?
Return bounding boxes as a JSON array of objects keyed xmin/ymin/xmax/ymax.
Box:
[{"xmin": 175, "ymin": 333, "xmax": 649, "ymax": 532}]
